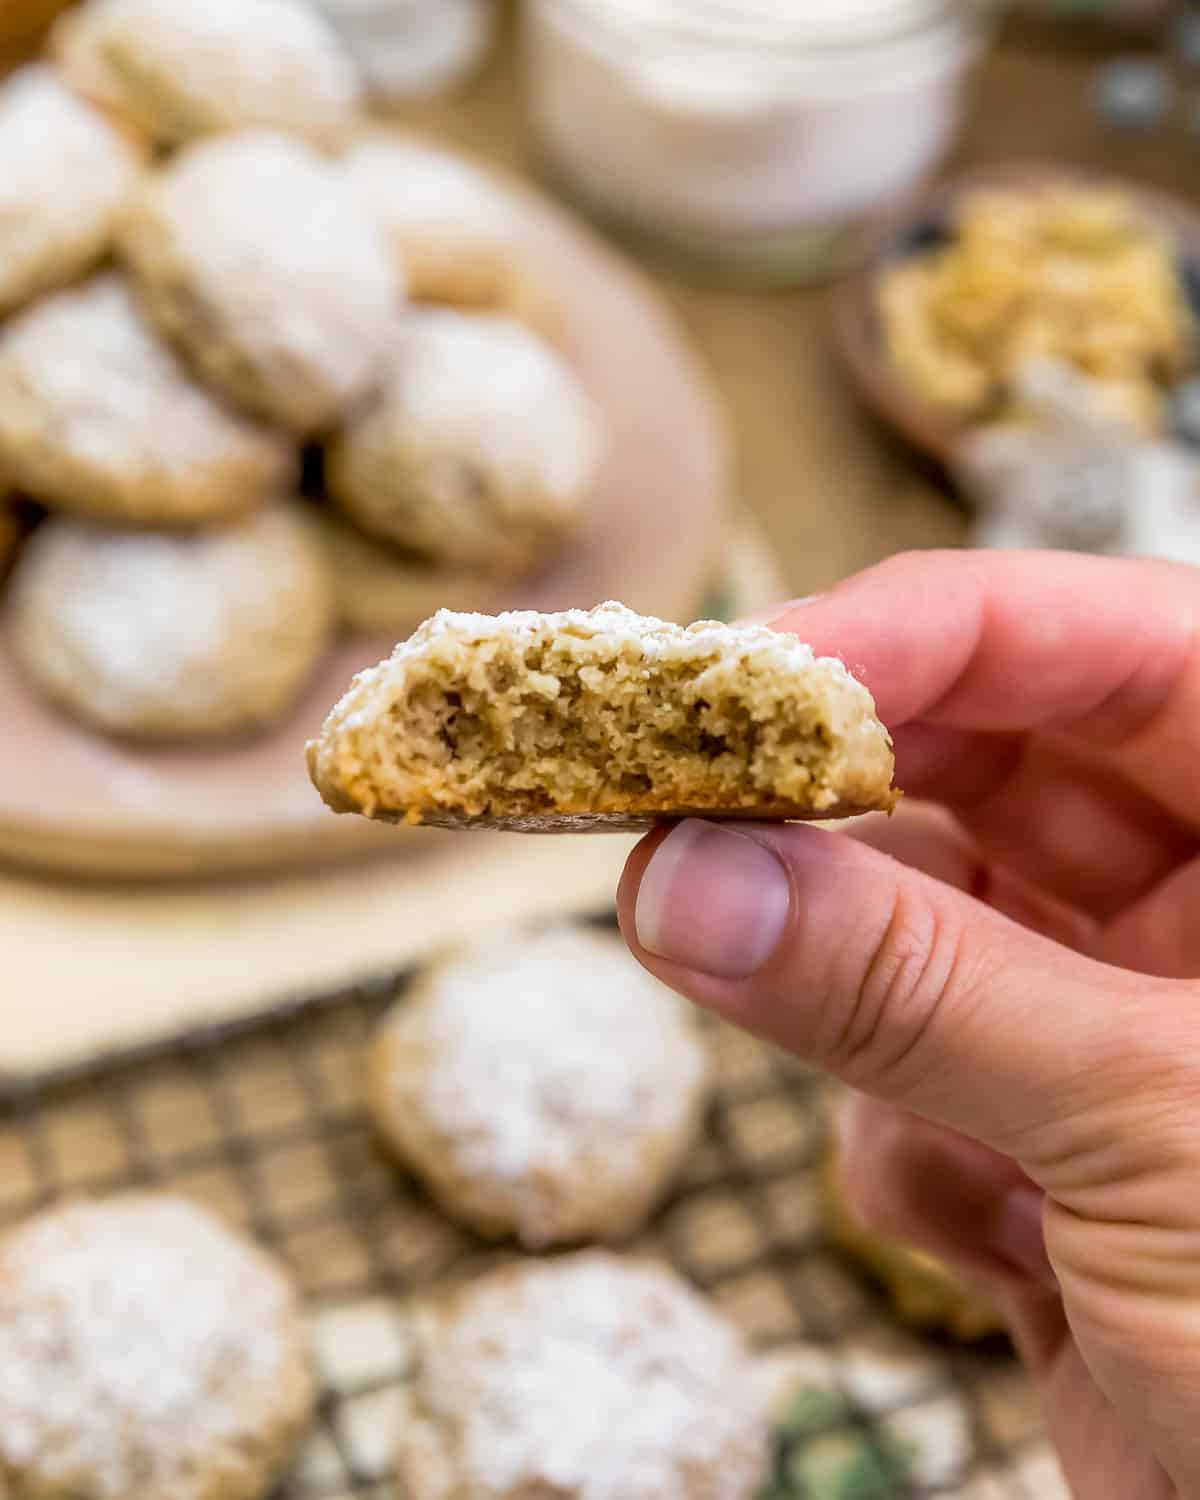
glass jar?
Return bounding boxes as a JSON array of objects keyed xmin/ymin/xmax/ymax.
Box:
[{"xmin": 523, "ymin": 0, "xmax": 989, "ymax": 285}]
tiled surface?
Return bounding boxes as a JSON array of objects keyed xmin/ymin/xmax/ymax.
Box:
[{"xmin": 0, "ymin": 982, "xmax": 1064, "ymax": 1499}]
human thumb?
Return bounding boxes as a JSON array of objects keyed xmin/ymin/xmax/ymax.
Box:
[{"xmin": 617, "ymin": 819, "xmax": 1184, "ymax": 1169}]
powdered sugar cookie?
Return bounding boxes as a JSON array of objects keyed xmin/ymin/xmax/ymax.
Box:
[
  {"xmin": 298, "ymin": 502, "xmax": 508, "ymax": 634},
  {"xmin": 11, "ymin": 507, "xmax": 333, "ymax": 740},
  {"xmin": 0, "ymin": 276, "xmax": 292, "ymax": 526},
  {"xmin": 0, "ymin": 1194, "xmax": 315, "ymax": 1500},
  {"xmin": 0, "ymin": 64, "xmax": 142, "ymax": 317},
  {"xmin": 370, "ymin": 925, "xmax": 711, "ymax": 1247},
  {"xmin": 398, "ymin": 1252, "xmax": 769, "ymax": 1500},
  {"xmin": 821, "ymin": 1143, "xmax": 1003, "ymax": 1342},
  {"xmin": 120, "ymin": 131, "xmax": 398, "ymax": 434},
  {"xmin": 327, "ymin": 309, "xmax": 600, "ymax": 571},
  {"xmin": 307, "ymin": 601, "xmax": 897, "ymax": 830},
  {"xmin": 345, "ymin": 136, "xmax": 559, "ymax": 337},
  {"xmin": 52, "ymin": 0, "xmax": 359, "ymax": 148}
]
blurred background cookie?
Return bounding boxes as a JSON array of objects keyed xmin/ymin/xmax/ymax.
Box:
[
  {"xmin": 369, "ymin": 925, "xmax": 711, "ymax": 1247},
  {"xmin": 298, "ymin": 501, "xmax": 508, "ymax": 634},
  {"xmin": 120, "ymin": 130, "xmax": 399, "ymax": 435},
  {"xmin": 0, "ymin": 63, "xmax": 142, "ymax": 316},
  {"xmin": 820, "ymin": 1139, "xmax": 1003, "ymax": 1343},
  {"xmin": 398, "ymin": 1253, "xmax": 769, "ymax": 1500},
  {"xmin": 10, "ymin": 507, "xmax": 333, "ymax": 740},
  {"xmin": 0, "ymin": 275, "xmax": 293, "ymax": 527},
  {"xmin": 0, "ymin": 1193, "xmax": 315, "ymax": 1500},
  {"xmin": 345, "ymin": 134, "xmax": 561, "ymax": 338},
  {"xmin": 327, "ymin": 308, "xmax": 601, "ymax": 572},
  {"xmin": 51, "ymin": 0, "xmax": 360, "ymax": 148}
]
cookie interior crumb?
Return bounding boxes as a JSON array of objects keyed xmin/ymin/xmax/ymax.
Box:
[{"xmin": 308, "ymin": 602, "xmax": 896, "ymax": 828}]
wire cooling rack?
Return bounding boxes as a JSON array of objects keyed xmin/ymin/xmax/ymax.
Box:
[{"xmin": 0, "ymin": 955, "xmax": 1065, "ymax": 1500}]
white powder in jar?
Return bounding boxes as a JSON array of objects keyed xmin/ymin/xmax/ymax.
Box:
[{"xmin": 525, "ymin": 0, "xmax": 985, "ymax": 272}]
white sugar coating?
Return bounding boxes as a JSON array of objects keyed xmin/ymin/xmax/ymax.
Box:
[
  {"xmin": 400, "ymin": 1253, "xmax": 769, "ymax": 1500},
  {"xmin": 328, "ymin": 309, "xmax": 601, "ymax": 570},
  {"xmin": 345, "ymin": 135, "xmax": 519, "ymax": 248},
  {"xmin": 372, "ymin": 926, "xmax": 710, "ymax": 1245},
  {"xmin": 0, "ymin": 64, "xmax": 142, "ymax": 316},
  {"xmin": 120, "ymin": 130, "xmax": 400, "ymax": 434},
  {"xmin": 53, "ymin": 0, "xmax": 360, "ymax": 147},
  {"xmin": 342, "ymin": 137, "xmax": 558, "ymax": 336},
  {"xmin": 0, "ymin": 274, "xmax": 291, "ymax": 524},
  {"xmin": 335, "ymin": 600, "xmax": 876, "ymax": 735},
  {"xmin": 0, "ymin": 1195, "xmax": 315, "ymax": 1500},
  {"xmin": 11, "ymin": 507, "xmax": 333, "ymax": 739}
]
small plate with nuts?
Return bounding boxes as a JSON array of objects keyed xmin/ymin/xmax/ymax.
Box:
[{"xmin": 832, "ymin": 163, "xmax": 1200, "ymax": 474}]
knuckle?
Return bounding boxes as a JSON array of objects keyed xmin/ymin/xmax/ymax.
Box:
[{"xmin": 827, "ymin": 887, "xmax": 968, "ymax": 1094}]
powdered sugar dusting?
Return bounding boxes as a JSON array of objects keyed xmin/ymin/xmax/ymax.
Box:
[
  {"xmin": 122, "ymin": 130, "xmax": 398, "ymax": 433},
  {"xmin": 404, "ymin": 1253, "xmax": 768, "ymax": 1500},
  {"xmin": 12, "ymin": 507, "xmax": 332, "ymax": 735},
  {"xmin": 390, "ymin": 309, "xmax": 599, "ymax": 512},
  {"xmin": 57, "ymin": 0, "xmax": 359, "ymax": 146},
  {"xmin": 345, "ymin": 135, "xmax": 519, "ymax": 244},
  {"xmin": 0, "ymin": 1195, "xmax": 313, "ymax": 1500},
  {"xmin": 329, "ymin": 600, "xmax": 869, "ymax": 734},
  {"xmin": 384, "ymin": 926, "xmax": 709, "ymax": 1202},
  {"xmin": 327, "ymin": 308, "xmax": 600, "ymax": 569},
  {"xmin": 0, "ymin": 274, "xmax": 288, "ymax": 509},
  {"xmin": 0, "ymin": 64, "xmax": 141, "ymax": 314}
]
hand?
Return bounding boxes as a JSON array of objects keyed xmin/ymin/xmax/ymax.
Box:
[{"xmin": 617, "ymin": 549, "xmax": 1200, "ymax": 1500}]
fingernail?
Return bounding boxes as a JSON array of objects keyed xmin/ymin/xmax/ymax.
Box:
[
  {"xmin": 992, "ymin": 1187, "xmax": 1057, "ymax": 1287},
  {"xmin": 635, "ymin": 820, "xmax": 791, "ymax": 980}
]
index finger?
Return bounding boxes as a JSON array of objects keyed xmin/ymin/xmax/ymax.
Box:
[{"xmin": 765, "ymin": 549, "xmax": 1200, "ymax": 827}]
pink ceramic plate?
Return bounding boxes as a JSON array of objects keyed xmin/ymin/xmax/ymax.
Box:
[{"xmin": 0, "ymin": 162, "xmax": 728, "ymax": 878}]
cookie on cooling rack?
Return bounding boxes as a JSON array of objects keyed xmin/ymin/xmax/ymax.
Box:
[
  {"xmin": 297, "ymin": 502, "xmax": 509, "ymax": 635},
  {"xmin": 51, "ymin": 0, "xmax": 359, "ymax": 148},
  {"xmin": 369, "ymin": 925, "xmax": 711, "ymax": 1247},
  {"xmin": 307, "ymin": 601, "xmax": 897, "ymax": 830},
  {"xmin": 821, "ymin": 1146, "xmax": 1003, "ymax": 1343},
  {"xmin": 0, "ymin": 64, "xmax": 143, "ymax": 317},
  {"xmin": 398, "ymin": 1252, "xmax": 769, "ymax": 1500},
  {"xmin": 345, "ymin": 136, "xmax": 560, "ymax": 338},
  {"xmin": 10, "ymin": 506, "xmax": 333, "ymax": 740},
  {"xmin": 326, "ymin": 308, "xmax": 601, "ymax": 573},
  {"xmin": 0, "ymin": 1194, "xmax": 315, "ymax": 1500},
  {"xmin": 0, "ymin": 276, "xmax": 292, "ymax": 527},
  {"xmin": 119, "ymin": 131, "xmax": 398, "ymax": 435}
]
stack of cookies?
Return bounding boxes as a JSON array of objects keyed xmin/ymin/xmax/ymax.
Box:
[{"xmin": 0, "ymin": 0, "xmax": 604, "ymax": 744}]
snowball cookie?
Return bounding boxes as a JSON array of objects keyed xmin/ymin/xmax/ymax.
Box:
[
  {"xmin": 298, "ymin": 502, "xmax": 506, "ymax": 634},
  {"xmin": 0, "ymin": 65, "xmax": 143, "ymax": 317},
  {"xmin": 328, "ymin": 309, "xmax": 602, "ymax": 573},
  {"xmin": 0, "ymin": 276, "xmax": 292, "ymax": 527},
  {"xmin": 398, "ymin": 1252, "xmax": 769, "ymax": 1500},
  {"xmin": 345, "ymin": 136, "xmax": 559, "ymax": 337},
  {"xmin": 10, "ymin": 507, "xmax": 333, "ymax": 740},
  {"xmin": 820, "ymin": 1145, "xmax": 1003, "ymax": 1342},
  {"xmin": 51, "ymin": 0, "xmax": 359, "ymax": 149},
  {"xmin": 120, "ymin": 131, "xmax": 398, "ymax": 435},
  {"xmin": 0, "ymin": 1194, "xmax": 315, "ymax": 1500},
  {"xmin": 308, "ymin": 602, "xmax": 897, "ymax": 831},
  {"xmin": 369, "ymin": 925, "xmax": 711, "ymax": 1247}
]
